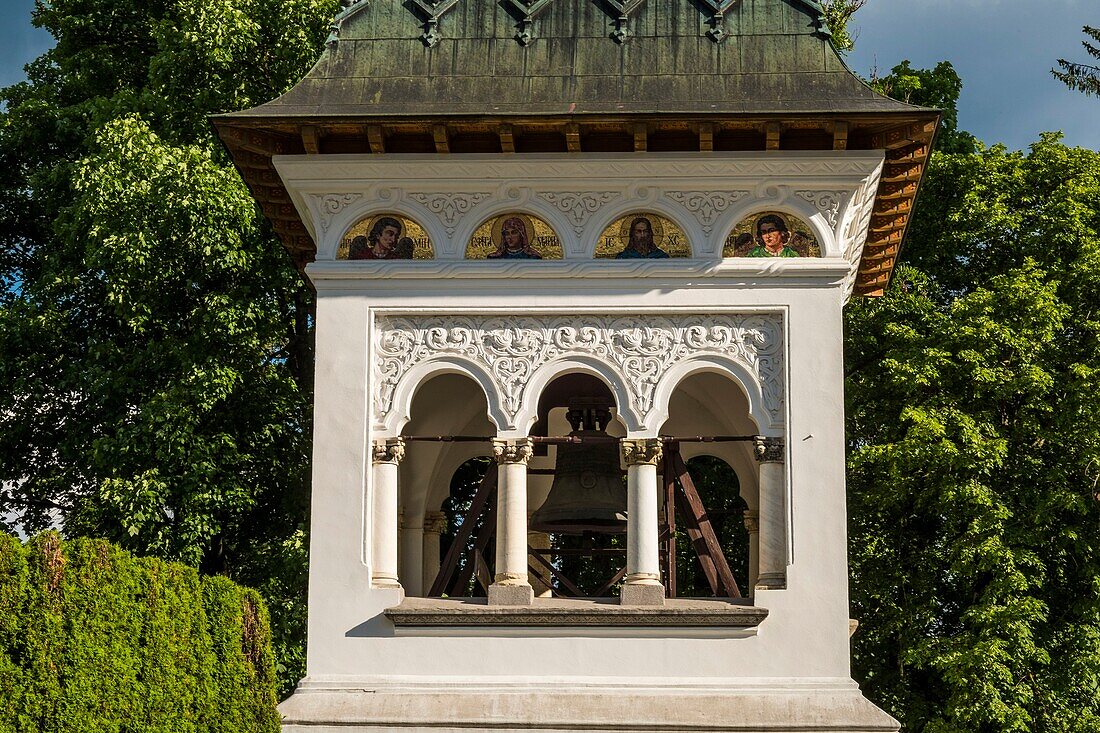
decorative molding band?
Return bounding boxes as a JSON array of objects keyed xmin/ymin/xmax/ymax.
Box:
[
  {"xmin": 308, "ymin": 258, "xmax": 851, "ymax": 282},
  {"xmin": 373, "ymin": 313, "xmax": 785, "ymax": 432}
]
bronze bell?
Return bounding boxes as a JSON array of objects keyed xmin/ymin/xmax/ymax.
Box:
[{"xmin": 529, "ymin": 401, "xmax": 627, "ymax": 534}]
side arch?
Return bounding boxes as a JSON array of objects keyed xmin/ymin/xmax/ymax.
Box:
[
  {"xmin": 510, "ymin": 356, "xmax": 643, "ymax": 437},
  {"xmin": 379, "ymin": 357, "xmax": 509, "ymax": 436},
  {"xmin": 647, "ymin": 355, "xmax": 784, "ymax": 436}
]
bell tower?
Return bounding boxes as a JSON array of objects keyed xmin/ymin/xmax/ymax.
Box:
[{"xmin": 215, "ymin": 1, "xmax": 938, "ymax": 730}]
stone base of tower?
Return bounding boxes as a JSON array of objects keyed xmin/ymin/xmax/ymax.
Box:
[{"xmin": 279, "ymin": 678, "xmax": 899, "ymax": 732}]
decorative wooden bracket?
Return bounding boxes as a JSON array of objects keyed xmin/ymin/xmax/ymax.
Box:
[
  {"xmin": 598, "ymin": 0, "xmax": 645, "ymax": 44},
  {"xmin": 409, "ymin": 0, "xmax": 460, "ymax": 48},
  {"xmin": 506, "ymin": 0, "xmax": 556, "ymax": 45},
  {"xmin": 699, "ymin": 0, "xmax": 739, "ymax": 43}
]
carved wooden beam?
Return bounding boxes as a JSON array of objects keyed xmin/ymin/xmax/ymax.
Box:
[
  {"xmin": 301, "ymin": 125, "xmax": 320, "ymax": 154},
  {"xmin": 498, "ymin": 123, "xmax": 515, "ymax": 153},
  {"xmin": 870, "ymin": 120, "xmax": 937, "ymax": 150},
  {"xmin": 765, "ymin": 122, "xmax": 781, "ymax": 151},
  {"xmin": 565, "ymin": 122, "xmax": 581, "ymax": 152},
  {"xmin": 699, "ymin": 122, "xmax": 714, "ymax": 152},
  {"xmin": 832, "ymin": 121, "xmax": 849, "ymax": 151},
  {"xmin": 368, "ymin": 125, "xmax": 385, "ymax": 154},
  {"xmin": 220, "ymin": 128, "xmax": 295, "ymax": 156},
  {"xmin": 433, "ymin": 124, "xmax": 450, "ymax": 153}
]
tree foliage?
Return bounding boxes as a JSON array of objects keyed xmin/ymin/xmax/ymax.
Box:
[
  {"xmin": 0, "ymin": 0, "xmax": 338, "ymax": 696},
  {"xmin": 846, "ymin": 123, "xmax": 1100, "ymax": 733},
  {"xmin": 821, "ymin": 0, "xmax": 866, "ymax": 53},
  {"xmin": 1054, "ymin": 26, "xmax": 1100, "ymax": 98},
  {"xmin": 871, "ymin": 60, "xmax": 977, "ymax": 154}
]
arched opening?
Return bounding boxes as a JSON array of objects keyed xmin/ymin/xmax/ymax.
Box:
[
  {"xmin": 527, "ymin": 372, "xmax": 630, "ymax": 598},
  {"xmin": 397, "ymin": 372, "xmax": 494, "ymax": 596},
  {"xmin": 659, "ymin": 370, "xmax": 761, "ymax": 597},
  {"xmin": 673, "ymin": 456, "xmax": 749, "ymax": 597}
]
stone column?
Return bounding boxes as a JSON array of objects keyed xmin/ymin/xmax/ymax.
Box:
[
  {"xmin": 754, "ymin": 436, "xmax": 786, "ymax": 590},
  {"xmin": 743, "ymin": 509, "xmax": 760, "ymax": 592},
  {"xmin": 489, "ymin": 438, "xmax": 535, "ymax": 605},
  {"xmin": 371, "ymin": 438, "xmax": 405, "ymax": 589},
  {"xmin": 422, "ymin": 511, "xmax": 447, "ymax": 594},
  {"xmin": 620, "ymin": 438, "xmax": 665, "ymax": 606}
]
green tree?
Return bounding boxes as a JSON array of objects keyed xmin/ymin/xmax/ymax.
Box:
[
  {"xmin": 1053, "ymin": 26, "xmax": 1100, "ymax": 98},
  {"xmin": 0, "ymin": 0, "xmax": 337, "ymax": 695},
  {"xmin": 821, "ymin": 0, "xmax": 866, "ymax": 53},
  {"xmin": 846, "ymin": 138, "xmax": 1100, "ymax": 731},
  {"xmin": 871, "ymin": 60, "xmax": 977, "ymax": 154}
]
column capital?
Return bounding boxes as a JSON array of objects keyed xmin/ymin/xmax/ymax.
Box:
[
  {"xmin": 621, "ymin": 438, "xmax": 663, "ymax": 466},
  {"xmin": 753, "ymin": 436, "xmax": 785, "ymax": 464},
  {"xmin": 492, "ymin": 437, "xmax": 535, "ymax": 465},
  {"xmin": 372, "ymin": 437, "xmax": 405, "ymax": 465},
  {"xmin": 423, "ymin": 511, "xmax": 447, "ymax": 535},
  {"xmin": 743, "ymin": 509, "xmax": 759, "ymax": 533}
]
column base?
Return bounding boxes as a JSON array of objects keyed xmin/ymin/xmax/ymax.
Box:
[
  {"xmin": 755, "ymin": 574, "xmax": 787, "ymax": 591},
  {"xmin": 372, "ymin": 575, "xmax": 404, "ymax": 593},
  {"xmin": 488, "ymin": 582, "xmax": 534, "ymax": 606},
  {"xmin": 620, "ymin": 581, "xmax": 665, "ymax": 607}
]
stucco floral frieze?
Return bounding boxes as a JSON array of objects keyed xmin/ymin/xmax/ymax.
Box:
[
  {"xmin": 664, "ymin": 191, "xmax": 750, "ymax": 234},
  {"xmin": 373, "ymin": 313, "xmax": 785, "ymax": 430},
  {"xmin": 409, "ymin": 192, "xmax": 491, "ymax": 235},
  {"xmin": 311, "ymin": 193, "xmax": 364, "ymax": 234},
  {"xmin": 793, "ymin": 190, "xmax": 848, "ymax": 229},
  {"xmin": 536, "ymin": 191, "xmax": 623, "ymax": 237}
]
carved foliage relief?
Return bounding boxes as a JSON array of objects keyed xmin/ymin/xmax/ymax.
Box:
[{"xmin": 373, "ymin": 314, "xmax": 785, "ymax": 430}]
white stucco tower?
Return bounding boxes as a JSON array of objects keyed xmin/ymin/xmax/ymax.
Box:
[{"xmin": 215, "ymin": 1, "xmax": 938, "ymax": 730}]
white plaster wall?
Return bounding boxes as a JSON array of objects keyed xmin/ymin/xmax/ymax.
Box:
[
  {"xmin": 304, "ymin": 282, "xmax": 851, "ymax": 684},
  {"xmin": 291, "ymin": 152, "xmax": 876, "ymax": 700}
]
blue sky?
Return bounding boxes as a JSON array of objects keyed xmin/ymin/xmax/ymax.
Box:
[{"xmin": 1, "ymin": 0, "xmax": 1097, "ymax": 150}]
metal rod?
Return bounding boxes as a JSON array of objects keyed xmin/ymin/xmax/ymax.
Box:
[{"xmin": 401, "ymin": 434, "xmax": 760, "ymax": 443}]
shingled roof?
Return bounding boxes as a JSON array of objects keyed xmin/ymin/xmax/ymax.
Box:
[
  {"xmin": 223, "ymin": 0, "xmax": 917, "ymax": 118},
  {"xmin": 213, "ymin": 0, "xmax": 939, "ymax": 295}
]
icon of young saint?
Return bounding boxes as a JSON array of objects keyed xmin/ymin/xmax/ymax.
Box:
[
  {"xmin": 348, "ymin": 216, "xmax": 415, "ymax": 260},
  {"xmin": 615, "ymin": 216, "xmax": 671, "ymax": 259},
  {"xmin": 488, "ymin": 215, "xmax": 543, "ymax": 259},
  {"xmin": 747, "ymin": 213, "xmax": 801, "ymax": 258}
]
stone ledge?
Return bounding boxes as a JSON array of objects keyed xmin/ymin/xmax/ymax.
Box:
[{"xmin": 384, "ymin": 597, "xmax": 768, "ymax": 627}]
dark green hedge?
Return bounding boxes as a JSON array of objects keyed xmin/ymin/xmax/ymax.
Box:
[{"xmin": 0, "ymin": 533, "xmax": 280, "ymax": 733}]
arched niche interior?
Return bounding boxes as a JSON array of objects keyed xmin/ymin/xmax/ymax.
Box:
[
  {"xmin": 527, "ymin": 373, "xmax": 628, "ymax": 598},
  {"xmin": 660, "ymin": 370, "xmax": 761, "ymax": 596},
  {"xmin": 397, "ymin": 372, "xmax": 494, "ymax": 597}
]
